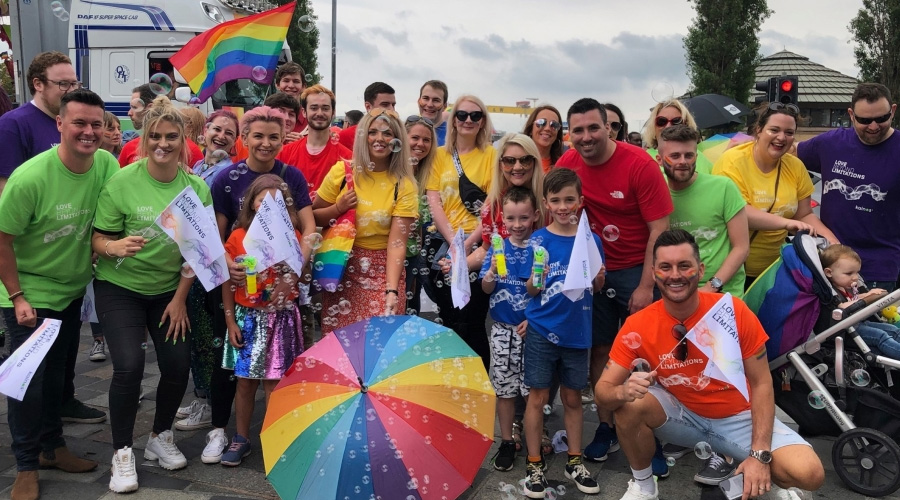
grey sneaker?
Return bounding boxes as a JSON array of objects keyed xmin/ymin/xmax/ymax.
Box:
[
  {"xmin": 661, "ymin": 443, "xmax": 690, "ymax": 459},
  {"xmin": 89, "ymin": 339, "xmax": 106, "ymax": 361},
  {"xmin": 693, "ymin": 452, "xmax": 736, "ymax": 485}
]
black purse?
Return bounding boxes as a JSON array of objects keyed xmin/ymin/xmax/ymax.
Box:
[{"xmin": 452, "ymin": 149, "xmax": 487, "ymax": 217}]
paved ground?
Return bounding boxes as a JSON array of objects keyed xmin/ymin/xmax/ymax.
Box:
[{"xmin": 1, "ymin": 323, "xmax": 899, "ymax": 500}]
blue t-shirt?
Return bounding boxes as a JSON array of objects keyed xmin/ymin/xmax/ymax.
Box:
[
  {"xmin": 435, "ymin": 121, "xmax": 447, "ymax": 147},
  {"xmin": 0, "ymin": 102, "xmax": 60, "ymax": 178},
  {"xmin": 479, "ymin": 239, "xmax": 533, "ymax": 325},
  {"xmin": 525, "ymin": 227, "xmax": 604, "ymax": 349}
]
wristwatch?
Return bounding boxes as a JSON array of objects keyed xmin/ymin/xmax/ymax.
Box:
[
  {"xmin": 749, "ymin": 449, "xmax": 773, "ymax": 464},
  {"xmin": 709, "ymin": 276, "xmax": 723, "ymax": 291}
]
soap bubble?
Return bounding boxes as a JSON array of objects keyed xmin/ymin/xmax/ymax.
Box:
[
  {"xmin": 568, "ymin": 215, "xmax": 578, "ymax": 225},
  {"xmin": 314, "ymin": 261, "xmax": 324, "ymax": 271},
  {"xmin": 209, "ymin": 149, "xmax": 229, "ymax": 163},
  {"xmin": 602, "ymin": 224, "xmax": 620, "ymax": 242},
  {"xmin": 189, "ymin": 97, "xmax": 202, "ymax": 106},
  {"xmin": 366, "ymin": 408, "xmax": 377, "ymax": 421},
  {"xmin": 149, "ymin": 73, "xmax": 173, "ymax": 95},
  {"xmin": 305, "ymin": 73, "xmax": 314, "ymax": 83},
  {"xmin": 140, "ymin": 342, "xmax": 148, "ymax": 350},
  {"xmin": 130, "ymin": 98, "xmax": 146, "ymax": 112},
  {"xmin": 304, "ymin": 233, "xmax": 323, "ymax": 250},
  {"xmin": 557, "ymin": 485, "xmax": 567, "ymax": 495},
  {"xmin": 212, "ymin": 338, "xmax": 222, "ymax": 348},
  {"xmin": 389, "ymin": 138, "xmax": 403, "ymax": 153},
  {"xmin": 807, "ymin": 390, "xmax": 826, "ymax": 409},
  {"xmin": 542, "ymin": 404, "xmax": 552, "ymax": 415},
  {"xmin": 180, "ymin": 263, "xmax": 196, "ymax": 278},
  {"xmin": 545, "ymin": 487, "xmax": 558, "ymax": 500},
  {"xmin": 694, "ymin": 441, "xmax": 712, "ymax": 460},
  {"xmin": 250, "ymin": 65, "xmax": 268, "ymax": 83},
  {"xmin": 651, "ymin": 82, "xmax": 675, "ymax": 103},
  {"xmin": 631, "ymin": 358, "xmax": 651, "ymax": 373},
  {"xmin": 621, "ymin": 331, "xmax": 642, "ymax": 350},
  {"xmin": 297, "ymin": 14, "xmax": 315, "ymax": 32},
  {"xmin": 850, "ymin": 368, "xmax": 871, "ymax": 387},
  {"xmin": 606, "ymin": 288, "xmax": 617, "ymax": 298},
  {"xmin": 338, "ymin": 299, "xmax": 352, "ymax": 315},
  {"xmin": 666, "ymin": 457, "xmax": 676, "ymax": 467},
  {"xmin": 224, "ymin": 186, "xmax": 231, "ymax": 193},
  {"xmin": 228, "ymin": 170, "xmax": 240, "ymax": 181}
]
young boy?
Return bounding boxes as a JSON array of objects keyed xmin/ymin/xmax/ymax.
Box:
[
  {"xmin": 820, "ymin": 244, "xmax": 900, "ymax": 357},
  {"xmin": 481, "ymin": 186, "xmax": 540, "ymax": 471},
  {"xmin": 522, "ymin": 168, "xmax": 605, "ymax": 498}
]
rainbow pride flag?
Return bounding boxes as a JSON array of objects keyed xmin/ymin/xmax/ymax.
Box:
[{"xmin": 170, "ymin": 2, "xmax": 295, "ymax": 102}]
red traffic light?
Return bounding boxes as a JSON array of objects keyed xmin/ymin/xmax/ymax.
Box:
[{"xmin": 780, "ymin": 80, "xmax": 794, "ymax": 92}]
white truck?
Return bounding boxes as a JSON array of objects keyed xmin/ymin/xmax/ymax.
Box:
[{"xmin": 7, "ymin": 0, "xmax": 290, "ymax": 127}]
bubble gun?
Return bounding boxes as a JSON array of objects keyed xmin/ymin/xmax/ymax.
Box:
[
  {"xmin": 532, "ymin": 246, "xmax": 547, "ymax": 289},
  {"xmin": 491, "ymin": 233, "xmax": 507, "ymax": 278}
]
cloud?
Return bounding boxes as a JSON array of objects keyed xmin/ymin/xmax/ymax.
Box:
[
  {"xmin": 371, "ymin": 27, "xmax": 409, "ymax": 46},
  {"xmin": 322, "ymin": 22, "xmax": 379, "ymax": 59},
  {"xmin": 758, "ymin": 29, "xmax": 858, "ymax": 78}
]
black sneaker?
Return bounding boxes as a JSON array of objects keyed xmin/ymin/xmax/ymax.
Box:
[
  {"xmin": 492, "ymin": 440, "xmax": 516, "ymax": 471},
  {"xmin": 694, "ymin": 452, "xmax": 736, "ymax": 485},
  {"xmin": 59, "ymin": 398, "xmax": 107, "ymax": 424},
  {"xmin": 523, "ymin": 461, "xmax": 548, "ymax": 499},
  {"xmin": 565, "ymin": 457, "xmax": 601, "ymax": 494}
]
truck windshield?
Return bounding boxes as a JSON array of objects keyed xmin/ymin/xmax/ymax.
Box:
[{"xmin": 211, "ymin": 79, "xmax": 273, "ymax": 109}]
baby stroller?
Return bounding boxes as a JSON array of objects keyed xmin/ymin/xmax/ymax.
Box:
[{"xmin": 744, "ymin": 232, "xmax": 900, "ymax": 497}]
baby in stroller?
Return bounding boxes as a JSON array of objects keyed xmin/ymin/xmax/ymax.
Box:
[{"xmin": 819, "ymin": 244, "xmax": 900, "ymax": 358}]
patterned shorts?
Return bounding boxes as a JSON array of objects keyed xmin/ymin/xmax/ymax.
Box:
[{"xmin": 489, "ymin": 321, "xmax": 528, "ymax": 398}]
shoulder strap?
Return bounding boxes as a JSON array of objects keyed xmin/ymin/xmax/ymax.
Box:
[
  {"xmin": 339, "ymin": 160, "xmax": 353, "ymax": 191},
  {"xmin": 451, "ymin": 148, "xmax": 465, "ymax": 177},
  {"xmin": 394, "ymin": 182, "xmax": 399, "ymax": 202},
  {"xmin": 279, "ymin": 161, "xmax": 288, "ymax": 179}
]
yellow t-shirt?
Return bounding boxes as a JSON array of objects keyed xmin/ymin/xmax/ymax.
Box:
[
  {"xmin": 317, "ymin": 162, "xmax": 418, "ymax": 250},
  {"xmin": 426, "ymin": 146, "xmax": 496, "ymax": 233},
  {"xmin": 712, "ymin": 142, "xmax": 813, "ymax": 276}
]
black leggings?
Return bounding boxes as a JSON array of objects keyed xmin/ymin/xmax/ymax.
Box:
[
  {"xmin": 208, "ymin": 289, "xmax": 236, "ymax": 429},
  {"xmin": 94, "ymin": 280, "xmax": 191, "ymax": 449}
]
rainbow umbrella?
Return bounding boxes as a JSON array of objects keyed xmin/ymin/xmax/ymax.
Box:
[
  {"xmin": 261, "ymin": 315, "xmax": 496, "ymax": 500},
  {"xmin": 698, "ymin": 132, "xmax": 753, "ymax": 167},
  {"xmin": 312, "ymin": 164, "xmax": 355, "ymax": 292}
]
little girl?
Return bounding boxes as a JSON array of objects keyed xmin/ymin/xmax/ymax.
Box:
[{"xmin": 220, "ymin": 174, "xmax": 305, "ymax": 467}]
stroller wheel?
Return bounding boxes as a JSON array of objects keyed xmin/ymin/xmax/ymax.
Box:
[{"xmin": 832, "ymin": 427, "xmax": 900, "ymax": 497}]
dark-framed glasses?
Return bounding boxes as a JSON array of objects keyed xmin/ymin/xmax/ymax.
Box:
[
  {"xmin": 454, "ymin": 110, "xmax": 484, "ymax": 122},
  {"xmin": 499, "ymin": 155, "xmax": 536, "ymax": 170},
  {"xmin": 45, "ymin": 79, "xmax": 83, "ymax": 91},
  {"xmin": 854, "ymin": 111, "xmax": 893, "ymax": 125},
  {"xmin": 655, "ymin": 116, "xmax": 683, "ymax": 128}
]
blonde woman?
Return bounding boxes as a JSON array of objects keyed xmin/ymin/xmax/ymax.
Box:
[{"xmin": 405, "ymin": 114, "xmax": 438, "ymax": 314}]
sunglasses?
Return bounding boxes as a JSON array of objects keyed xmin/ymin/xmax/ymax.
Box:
[
  {"xmin": 609, "ymin": 121, "xmax": 622, "ymax": 132},
  {"xmin": 672, "ymin": 323, "xmax": 688, "ymax": 362},
  {"xmin": 368, "ymin": 108, "xmax": 400, "ymax": 120},
  {"xmin": 655, "ymin": 116, "xmax": 683, "ymax": 128},
  {"xmin": 454, "ymin": 110, "xmax": 484, "ymax": 123},
  {"xmin": 768, "ymin": 102, "xmax": 800, "ymax": 115},
  {"xmin": 535, "ymin": 118, "xmax": 561, "ymax": 131},
  {"xmin": 500, "ymin": 155, "xmax": 536, "ymax": 170},
  {"xmin": 854, "ymin": 111, "xmax": 893, "ymax": 125},
  {"xmin": 405, "ymin": 115, "xmax": 434, "ymax": 129}
]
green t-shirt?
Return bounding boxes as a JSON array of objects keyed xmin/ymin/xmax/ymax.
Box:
[
  {"xmin": 669, "ymin": 172, "xmax": 747, "ymax": 297},
  {"xmin": 0, "ymin": 147, "xmax": 119, "ymax": 310},
  {"xmin": 93, "ymin": 159, "xmax": 213, "ymax": 295}
]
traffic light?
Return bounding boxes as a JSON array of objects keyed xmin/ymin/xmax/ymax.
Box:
[
  {"xmin": 755, "ymin": 77, "xmax": 775, "ymax": 104},
  {"xmin": 775, "ymin": 76, "xmax": 799, "ymax": 105}
]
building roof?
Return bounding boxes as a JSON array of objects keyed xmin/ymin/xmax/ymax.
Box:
[{"xmin": 752, "ymin": 50, "xmax": 859, "ymax": 105}]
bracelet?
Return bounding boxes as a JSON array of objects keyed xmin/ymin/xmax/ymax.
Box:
[
  {"xmin": 104, "ymin": 240, "xmax": 115, "ymax": 258},
  {"xmin": 385, "ymin": 289, "xmax": 399, "ymax": 296},
  {"xmin": 8, "ymin": 290, "xmax": 24, "ymax": 301}
]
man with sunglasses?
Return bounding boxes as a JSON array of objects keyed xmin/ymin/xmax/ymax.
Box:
[
  {"xmin": 418, "ymin": 80, "xmax": 449, "ymax": 146},
  {"xmin": 0, "ymin": 51, "xmax": 79, "ymax": 197},
  {"xmin": 798, "ymin": 83, "xmax": 900, "ymax": 292},
  {"xmin": 556, "ymin": 98, "xmax": 672, "ymax": 464},
  {"xmin": 338, "ymin": 81, "xmax": 396, "ymax": 150},
  {"xmin": 596, "ymin": 229, "xmax": 824, "ymax": 500}
]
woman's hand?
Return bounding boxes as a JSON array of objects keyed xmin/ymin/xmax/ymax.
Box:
[
  {"xmin": 161, "ymin": 298, "xmax": 191, "ymax": 343},
  {"xmin": 111, "ymin": 236, "xmax": 147, "ymax": 258},
  {"xmin": 227, "ymin": 320, "xmax": 243, "ymax": 348},
  {"xmin": 784, "ymin": 219, "xmax": 814, "ymax": 235},
  {"xmin": 384, "ymin": 291, "xmax": 398, "ymax": 316},
  {"xmin": 335, "ymin": 188, "xmax": 358, "ymax": 214}
]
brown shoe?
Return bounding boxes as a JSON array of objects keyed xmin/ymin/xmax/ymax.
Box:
[
  {"xmin": 39, "ymin": 447, "xmax": 98, "ymax": 473},
  {"xmin": 10, "ymin": 470, "xmax": 39, "ymax": 500}
]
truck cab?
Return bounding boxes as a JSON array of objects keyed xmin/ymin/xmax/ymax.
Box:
[{"xmin": 8, "ymin": 0, "xmax": 289, "ymax": 128}]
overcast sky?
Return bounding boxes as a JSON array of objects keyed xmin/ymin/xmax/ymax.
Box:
[{"xmin": 308, "ymin": 0, "xmax": 864, "ymax": 134}]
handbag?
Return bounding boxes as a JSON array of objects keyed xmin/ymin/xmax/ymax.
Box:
[
  {"xmin": 452, "ymin": 149, "xmax": 487, "ymax": 217},
  {"xmin": 312, "ymin": 161, "xmax": 356, "ymax": 293}
]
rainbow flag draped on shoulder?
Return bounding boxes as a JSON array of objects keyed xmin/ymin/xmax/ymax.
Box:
[{"xmin": 170, "ymin": 2, "xmax": 295, "ymax": 102}]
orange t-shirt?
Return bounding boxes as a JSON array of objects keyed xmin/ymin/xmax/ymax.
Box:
[
  {"xmin": 609, "ymin": 292, "xmax": 768, "ymax": 419},
  {"xmin": 224, "ymin": 227, "xmax": 301, "ymax": 308},
  {"xmin": 541, "ymin": 157, "xmax": 552, "ymax": 173}
]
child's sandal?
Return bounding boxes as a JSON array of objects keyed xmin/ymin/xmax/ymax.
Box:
[
  {"xmin": 541, "ymin": 427, "xmax": 553, "ymax": 456},
  {"xmin": 512, "ymin": 420, "xmax": 523, "ymax": 452}
]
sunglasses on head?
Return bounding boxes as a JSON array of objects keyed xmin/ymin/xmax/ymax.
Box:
[
  {"xmin": 454, "ymin": 110, "xmax": 484, "ymax": 123},
  {"xmin": 672, "ymin": 323, "xmax": 688, "ymax": 362},
  {"xmin": 655, "ymin": 116, "xmax": 683, "ymax": 128},
  {"xmin": 768, "ymin": 102, "xmax": 800, "ymax": 115},
  {"xmin": 499, "ymin": 155, "xmax": 536, "ymax": 170},
  {"xmin": 854, "ymin": 111, "xmax": 893, "ymax": 125},
  {"xmin": 535, "ymin": 118, "xmax": 561, "ymax": 131},
  {"xmin": 609, "ymin": 121, "xmax": 622, "ymax": 131},
  {"xmin": 367, "ymin": 108, "xmax": 400, "ymax": 120},
  {"xmin": 405, "ymin": 115, "xmax": 434, "ymax": 129}
]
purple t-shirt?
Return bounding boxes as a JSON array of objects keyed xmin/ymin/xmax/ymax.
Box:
[
  {"xmin": 210, "ymin": 159, "xmax": 313, "ymax": 232},
  {"xmin": 798, "ymin": 128, "xmax": 900, "ymax": 281},
  {"xmin": 0, "ymin": 102, "xmax": 60, "ymax": 178}
]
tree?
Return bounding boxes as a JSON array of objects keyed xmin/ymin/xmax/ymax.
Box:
[
  {"xmin": 683, "ymin": 0, "xmax": 772, "ymax": 106},
  {"xmin": 849, "ymin": 0, "xmax": 900, "ymax": 125},
  {"xmin": 275, "ymin": 0, "xmax": 321, "ymax": 85}
]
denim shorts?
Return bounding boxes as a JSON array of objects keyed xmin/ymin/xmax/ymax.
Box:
[
  {"xmin": 648, "ymin": 385, "xmax": 809, "ymax": 459},
  {"xmin": 523, "ymin": 326, "xmax": 589, "ymax": 390},
  {"xmin": 593, "ymin": 265, "xmax": 659, "ymax": 346}
]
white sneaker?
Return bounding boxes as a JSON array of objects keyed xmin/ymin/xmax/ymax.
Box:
[
  {"xmin": 760, "ymin": 485, "xmax": 811, "ymax": 500},
  {"xmin": 109, "ymin": 447, "xmax": 139, "ymax": 493},
  {"xmin": 201, "ymin": 428, "xmax": 228, "ymax": 464},
  {"xmin": 174, "ymin": 403, "xmax": 212, "ymax": 430},
  {"xmin": 89, "ymin": 339, "xmax": 106, "ymax": 361},
  {"xmin": 620, "ymin": 478, "xmax": 658, "ymax": 500},
  {"xmin": 144, "ymin": 430, "xmax": 187, "ymax": 470},
  {"xmin": 175, "ymin": 399, "xmax": 204, "ymax": 419}
]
